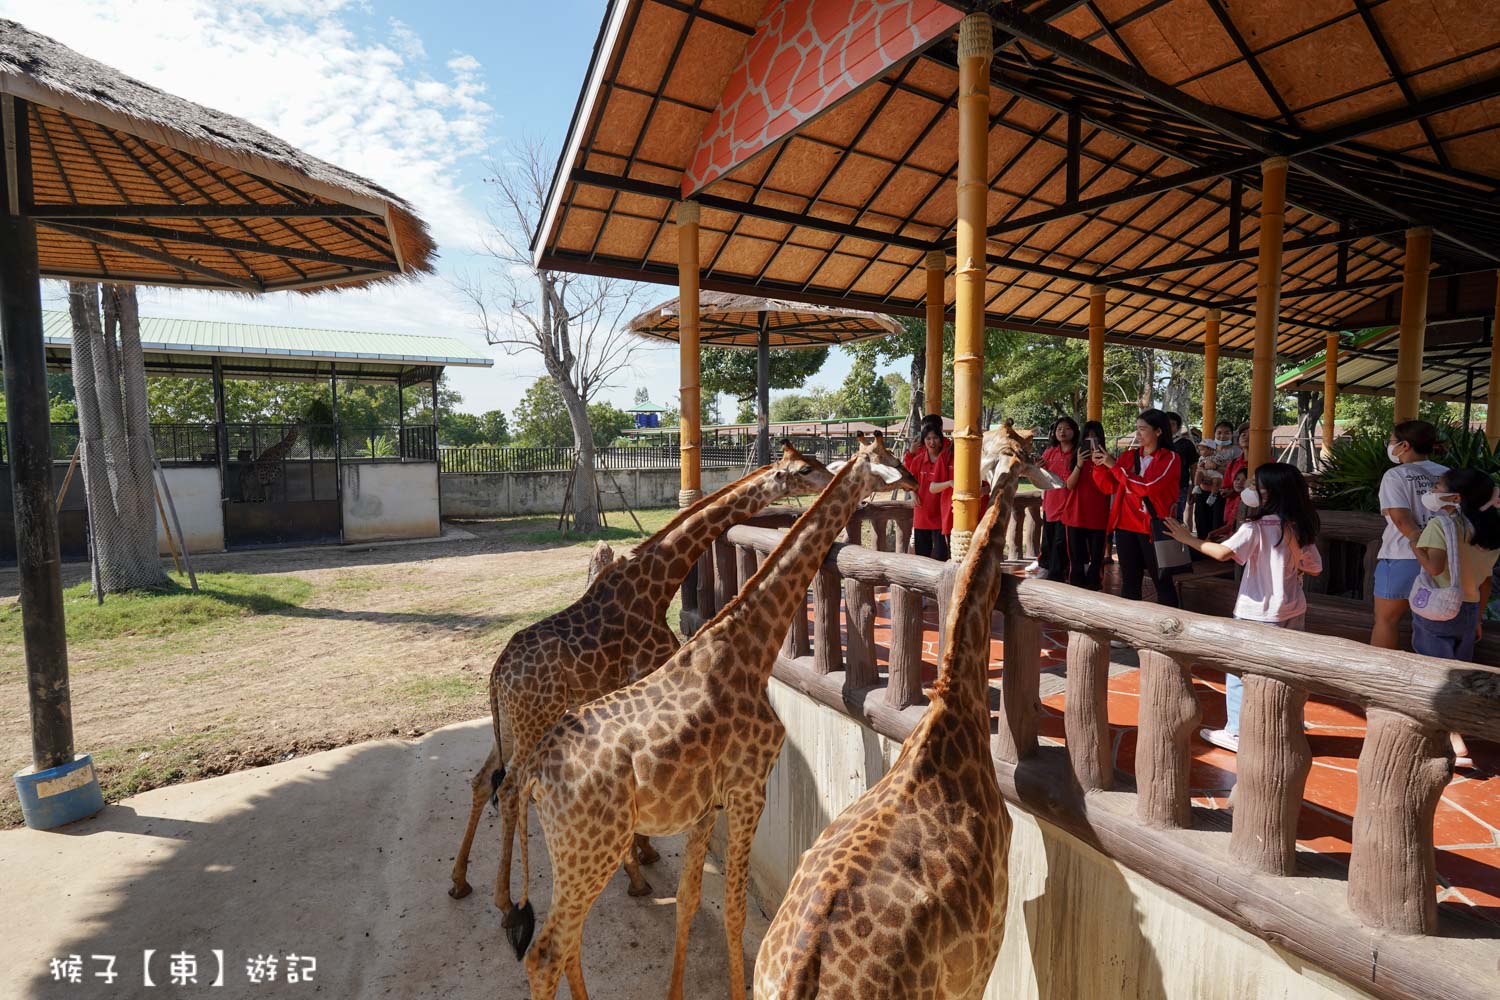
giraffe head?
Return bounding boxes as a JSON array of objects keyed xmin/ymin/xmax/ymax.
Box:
[
  {"xmin": 585, "ymin": 540, "xmax": 616, "ymax": 585},
  {"xmin": 828, "ymin": 432, "xmax": 920, "ymax": 497},
  {"xmin": 979, "ymin": 419, "xmax": 1063, "ymax": 493},
  {"xmin": 768, "ymin": 440, "xmax": 837, "ymax": 495}
]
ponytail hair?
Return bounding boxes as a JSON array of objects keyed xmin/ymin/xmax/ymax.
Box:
[{"xmin": 1445, "ymin": 468, "xmax": 1500, "ymax": 551}]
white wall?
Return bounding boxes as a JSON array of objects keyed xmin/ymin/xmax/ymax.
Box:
[
  {"xmin": 341, "ymin": 462, "xmax": 440, "ymax": 543},
  {"xmin": 745, "ymin": 679, "xmax": 1371, "ymax": 1000},
  {"xmin": 154, "ymin": 466, "xmax": 223, "ymax": 555}
]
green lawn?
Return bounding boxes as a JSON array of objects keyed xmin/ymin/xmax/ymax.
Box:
[{"xmin": 0, "ymin": 571, "xmax": 314, "ymax": 647}]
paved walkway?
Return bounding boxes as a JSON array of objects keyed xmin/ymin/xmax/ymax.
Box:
[{"xmin": 2, "ymin": 719, "xmax": 767, "ymax": 998}]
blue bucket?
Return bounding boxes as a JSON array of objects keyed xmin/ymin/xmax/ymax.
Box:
[{"xmin": 14, "ymin": 753, "xmax": 106, "ymax": 830}]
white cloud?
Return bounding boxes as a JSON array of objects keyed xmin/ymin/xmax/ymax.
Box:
[{"xmin": 0, "ymin": 0, "xmax": 493, "ymax": 252}]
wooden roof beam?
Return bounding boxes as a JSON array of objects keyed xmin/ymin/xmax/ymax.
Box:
[
  {"xmin": 985, "ymin": 3, "xmax": 1500, "ymax": 263},
  {"xmin": 58, "ymin": 219, "xmax": 398, "ymax": 273},
  {"xmin": 1107, "ymin": 223, "xmax": 1404, "ymax": 282},
  {"xmin": 28, "ymin": 203, "xmax": 379, "ymax": 219},
  {"xmin": 42, "ymin": 221, "xmax": 263, "ymax": 291}
]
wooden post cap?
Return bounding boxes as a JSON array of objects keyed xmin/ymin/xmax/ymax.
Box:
[
  {"xmin": 676, "ymin": 201, "xmax": 699, "ymax": 226},
  {"xmin": 1261, "ymin": 155, "xmax": 1290, "ymax": 173},
  {"xmin": 925, "ymin": 249, "xmax": 947, "ymax": 270}
]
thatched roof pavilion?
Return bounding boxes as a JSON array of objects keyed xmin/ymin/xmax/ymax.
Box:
[{"xmin": 0, "ymin": 17, "xmax": 434, "ymax": 806}]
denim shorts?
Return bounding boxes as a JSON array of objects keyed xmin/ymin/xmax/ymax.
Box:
[{"xmin": 1374, "ymin": 558, "xmax": 1422, "ymax": 600}]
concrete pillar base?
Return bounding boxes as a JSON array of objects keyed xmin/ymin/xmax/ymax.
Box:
[
  {"xmin": 950, "ymin": 528, "xmax": 974, "ymax": 561},
  {"xmin": 678, "ymin": 489, "xmax": 703, "ymax": 508}
]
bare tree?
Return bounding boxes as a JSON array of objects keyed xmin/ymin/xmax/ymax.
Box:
[
  {"xmin": 461, "ymin": 139, "xmax": 644, "ymax": 533},
  {"xmin": 70, "ymin": 282, "xmax": 169, "ymax": 592}
]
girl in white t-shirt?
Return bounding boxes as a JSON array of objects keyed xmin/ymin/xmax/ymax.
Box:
[{"xmin": 1166, "ymin": 462, "xmax": 1322, "ymax": 752}]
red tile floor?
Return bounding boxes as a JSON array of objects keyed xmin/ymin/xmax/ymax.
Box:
[{"xmin": 808, "ymin": 580, "xmax": 1500, "ymax": 930}]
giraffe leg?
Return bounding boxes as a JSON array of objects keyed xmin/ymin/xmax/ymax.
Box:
[
  {"xmin": 722, "ymin": 791, "xmax": 766, "ymax": 1000},
  {"xmin": 494, "ymin": 773, "xmax": 521, "ymax": 920},
  {"xmin": 667, "ymin": 810, "xmax": 717, "ymax": 1000},
  {"xmin": 447, "ymin": 744, "xmax": 499, "ymax": 899},
  {"xmin": 525, "ymin": 812, "xmax": 631, "ymax": 1000},
  {"xmin": 634, "ymin": 833, "xmax": 661, "ymax": 865},
  {"xmin": 623, "ymin": 851, "xmax": 653, "ymax": 897}
]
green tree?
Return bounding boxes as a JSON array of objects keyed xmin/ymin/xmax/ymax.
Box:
[
  {"xmin": 441, "ymin": 409, "xmax": 510, "ymax": 446},
  {"xmin": 514, "ymin": 378, "xmax": 633, "ymax": 448},
  {"xmin": 699, "ymin": 346, "xmax": 829, "ymax": 405},
  {"xmin": 769, "ymin": 387, "xmax": 839, "ymax": 422},
  {"xmin": 835, "ymin": 353, "xmax": 894, "ymax": 417}
]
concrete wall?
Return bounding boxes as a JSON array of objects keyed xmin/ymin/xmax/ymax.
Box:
[
  {"xmin": 439, "ymin": 466, "xmax": 740, "ymax": 518},
  {"xmin": 153, "ymin": 466, "xmax": 224, "ymax": 555},
  {"xmin": 743, "ymin": 679, "xmax": 1370, "ymax": 1000},
  {"xmin": 341, "ymin": 462, "xmax": 441, "ymax": 543}
]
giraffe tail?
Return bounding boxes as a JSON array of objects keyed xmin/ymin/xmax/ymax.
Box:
[
  {"xmin": 488, "ymin": 675, "xmax": 505, "ymax": 808},
  {"xmin": 503, "ymin": 773, "xmax": 537, "ymax": 960}
]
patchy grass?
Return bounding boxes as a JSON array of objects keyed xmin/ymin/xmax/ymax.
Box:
[
  {"xmin": 493, "ymin": 506, "xmax": 679, "ymax": 550},
  {"xmin": 0, "ymin": 572, "xmax": 313, "ymax": 649}
]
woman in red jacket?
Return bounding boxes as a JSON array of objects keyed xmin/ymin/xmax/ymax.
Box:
[
  {"xmin": 1065, "ymin": 419, "xmax": 1112, "ymax": 590},
  {"xmin": 1038, "ymin": 416, "xmax": 1080, "ymax": 579},
  {"xmin": 1091, "ymin": 408, "xmax": 1182, "ymax": 606},
  {"xmin": 903, "ymin": 421, "xmax": 952, "ymax": 561}
]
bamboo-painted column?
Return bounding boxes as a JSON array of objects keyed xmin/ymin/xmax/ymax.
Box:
[
  {"xmin": 924, "ymin": 249, "xmax": 945, "ymax": 415},
  {"xmin": 677, "ymin": 200, "xmax": 702, "ymax": 506},
  {"xmin": 1248, "ymin": 157, "xmax": 1288, "ymax": 473},
  {"xmin": 1488, "ymin": 273, "xmax": 1500, "ymax": 448},
  {"xmin": 1086, "ymin": 284, "xmax": 1106, "ymax": 422},
  {"xmin": 1202, "ymin": 307, "xmax": 1220, "ymax": 433},
  {"xmin": 1322, "ymin": 332, "xmax": 1340, "ymax": 462},
  {"xmin": 1393, "ymin": 226, "xmax": 1433, "ymax": 423},
  {"xmin": 950, "ymin": 12, "xmax": 991, "ymax": 561},
  {"xmin": 755, "ymin": 313, "xmax": 771, "ymax": 465}
]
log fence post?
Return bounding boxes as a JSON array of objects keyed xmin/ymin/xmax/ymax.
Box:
[
  {"xmin": 997, "ymin": 594, "xmax": 1040, "ymax": 762},
  {"xmin": 1065, "ymin": 629, "xmax": 1113, "ymax": 791},
  {"xmin": 813, "ymin": 563, "xmax": 843, "ymax": 675},
  {"xmin": 843, "ymin": 577, "xmax": 877, "ymax": 692},
  {"xmin": 713, "ymin": 535, "xmax": 735, "ymax": 611},
  {"xmin": 735, "ymin": 543, "xmax": 758, "ymax": 594},
  {"xmin": 1230, "ymin": 673, "xmax": 1311, "ymax": 875},
  {"xmin": 886, "ymin": 583, "xmax": 924, "ymax": 709},
  {"xmin": 1348, "ymin": 709, "xmax": 1450, "ymax": 933},
  {"xmin": 1136, "ymin": 648, "xmax": 1200, "ymax": 828}
]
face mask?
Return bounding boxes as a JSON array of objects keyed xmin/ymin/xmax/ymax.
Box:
[
  {"xmin": 1240, "ymin": 488, "xmax": 1261, "ymax": 508},
  {"xmin": 1214, "ymin": 438, "xmax": 1232, "ymax": 447},
  {"xmin": 1386, "ymin": 442, "xmax": 1404, "ymax": 463},
  {"xmin": 1421, "ymin": 491, "xmax": 1456, "ymax": 513}
]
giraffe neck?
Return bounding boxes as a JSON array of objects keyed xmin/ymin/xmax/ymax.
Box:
[
  {"xmin": 929, "ymin": 468, "xmax": 1020, "ymax": 727},
  {"xmin": 710, "ymin": 454, "xmax": 874, "ymax": 679},
  {"xmin": 632, "ymin": 466, "xmax": 785, "ymax": 614}
]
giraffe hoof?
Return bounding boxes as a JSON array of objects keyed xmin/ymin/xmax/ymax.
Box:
[
  {"xmin": 635, "ymin": 843, "xmax": 661, "ymax": 865},
  {"xmin": 628, "ymin": 880, "xmax": 654, "ymax": 898},
  {"xmin": 448, "ymin": 881, "xmax": 472, "ymax": 900}
]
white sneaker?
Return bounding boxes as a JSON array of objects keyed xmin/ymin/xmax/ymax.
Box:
[
  {"xmin": 1200, "ymin": 727, "xmax": 1239, "ymax": 753},
  {"xmin": 1024, "ymin": 560, "xmax": 1041, "ymax": 576}
]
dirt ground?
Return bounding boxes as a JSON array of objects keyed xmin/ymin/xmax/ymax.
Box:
[{"xmin": 0, "ymin": 511, "xmax": 679, "ymax": 827}]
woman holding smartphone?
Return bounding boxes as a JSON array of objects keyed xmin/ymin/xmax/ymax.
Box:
[
  {"xmin": 1091, "ymin": 409, "xmax": 1182, "ymax": 606},
  {"xmin": 1064, "ymin": 419, "xmax": 1111, "ymax": 589},
  {"xmin": 1037, "ymin": 416, "xmax": 1081, "ymax": 579}
]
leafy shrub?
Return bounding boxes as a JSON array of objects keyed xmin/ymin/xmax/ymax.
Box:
[{"xmin": 1314, "ymin": 422, "xmax": 1500, "ymax": 512}]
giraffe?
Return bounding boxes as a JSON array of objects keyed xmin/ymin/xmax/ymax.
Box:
[
  {"xmin": 510, "ymin": 433, "xmax": 919, "ymax": 1000},
  {"xmin": 446, "ymin": 444, "xmax": 835, "ymax": 910},
  {"xmin": 240, "ymin": 424, "xmax": 300, "ymax": 502},
  {"xmin": 585, "ymin": 540, "xmax": 615, "ymax": 585},
  {"xmin": 752, "ymin": 420, "xmax": 1043, "ymax": 1000}
]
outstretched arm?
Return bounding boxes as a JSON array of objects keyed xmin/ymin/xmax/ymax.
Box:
[{"xmin": 1165, "ymin": 517, "xmax": 1233, "ymax": 561}]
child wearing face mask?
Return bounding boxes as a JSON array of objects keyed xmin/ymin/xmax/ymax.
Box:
[
  {"xmin": 1165, "ymin": 462, "xmax": 1322, "ymax": 752},
  {"xmin": 1410, "ymin": 469, "xmax": 1500, "ymax": 769},
  {"xmin": 1371, "ymin": 420, "xmax": 1448, "ymax": 650}
]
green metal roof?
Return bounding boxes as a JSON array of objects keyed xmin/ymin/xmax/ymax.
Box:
[{"xmin": 37, "ymin": 311, "xmax": 493, "ymax": 369}]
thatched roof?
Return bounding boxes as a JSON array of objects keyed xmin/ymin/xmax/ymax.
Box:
[
  {"xmin": 0, "ymin": 18, "xmax": 434, "ymax": 292},
  {"xmin": 628, "ymin": 291, "xmax": 903, "ymax": 348}
]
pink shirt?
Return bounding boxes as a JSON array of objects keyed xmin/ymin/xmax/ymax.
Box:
[{"xmin": 1222, "ymin": 516, "xmax": 1323, "ymax": 623}]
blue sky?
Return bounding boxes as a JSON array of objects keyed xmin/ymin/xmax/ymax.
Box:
[{"xmin": 0, "ymin": 0, "xmax": 874, "ymax": 420}]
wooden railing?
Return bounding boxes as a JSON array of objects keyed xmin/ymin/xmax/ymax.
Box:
[{"xmin": 681, "ymin": 524, "xmax": 1500, "ymax": 1000}]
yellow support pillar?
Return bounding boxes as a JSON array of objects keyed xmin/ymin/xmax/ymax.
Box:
[
  {"xmin": 1202, "ymin": 307, "xmax": 1220, "ymax": 433},
  {"xmin": 1087, "ymin": 284, "xmax": 1106, "ymax": 423},
  {"xmin": 677, "ymin": 200, "xmax": 702, "ymax": 506},
  {"xmin": 924, "ymin": 249, "xmax": 946, "ymax": 416},
  {"xmin": 1488, "ymin": 272, "xmax": 1500, "ymax": 448},
  {"xmin": 1321, "ymin": 331, "xmax": 1340, "ymax": 462},
  {"xmin": 950, "ymin": 13, "xmax": 991, "ymax": 560},
  {"xmin": 1393, "ymin": 226, "xmax": 1433, "ymax": 423},
  {"xmin": 1249, "ymin": 157, "xmax": 1287, "ymax": 474}
]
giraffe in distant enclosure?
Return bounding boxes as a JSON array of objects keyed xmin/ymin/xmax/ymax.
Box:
[
  {"xmin": 240, "ymin": 425, "xmax": 300, "ymax": 502},
  {"xmin": 447, "ymin": 444, "xmax": 835, "ymax": 915},
  {"xmin": 585, "ymin": 541, "xmax": 615, "ymax": 585},
  {"xmin": 752, "ymin": 421, "xmax": 1044, "ymax": 1000},
  {"xmin": 509, "ymin": 434, "xmax": 918, "ymax": 1000}
]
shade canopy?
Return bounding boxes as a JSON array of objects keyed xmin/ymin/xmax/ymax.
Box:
[
  {"xmin": 627, "ymin": 291, "xmax": 904, "ymax": 348},
  {"xmin": 0, "ymin": 18, "xmax": 433, "ymax": 292},
  {"xmin": 535, "ymin": 0, "xmax": 1500, "ymax": 362},
  {"xmin": 1278, "ymin": 323, "xmax": 1495, "ymax": 404}
]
